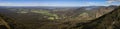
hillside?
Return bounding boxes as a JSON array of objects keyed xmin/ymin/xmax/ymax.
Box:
[
  {"xmin": 0, "ymin": 14, "xmax": 25, "ymax": 29},
  {"xmin": 69, "ymin": 6, "xmax": 120, "ymax": 29}
]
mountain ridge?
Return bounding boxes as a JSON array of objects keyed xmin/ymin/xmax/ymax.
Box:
[{"xmin": 71, "ymin": 6, "xmax": 120, "ymax": 29}]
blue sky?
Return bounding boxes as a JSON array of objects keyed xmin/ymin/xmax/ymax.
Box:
[{"xmin": 0, "ymin": 0, "xmax": 120, "ymax": 7}]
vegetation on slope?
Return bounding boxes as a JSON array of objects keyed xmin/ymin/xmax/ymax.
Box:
[
  {"xmin": 69, "ymin": 6, "xmax": 120, "ymax": 29},
  {"xmin": 0, "ymin": 14, "xmax": 25, "ymax": 29}
]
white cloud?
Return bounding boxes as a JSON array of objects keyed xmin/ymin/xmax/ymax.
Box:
[
  {"xmin": 82, "ymin": 2, "xmax": 109, "ymax": 6},
  {"xmin": 107, "ymin": 0, "xmax": 120, "ymax": 3},
  {"xmin": 107, "ymin": 1, "xmax": 115, "ymax": 4}
]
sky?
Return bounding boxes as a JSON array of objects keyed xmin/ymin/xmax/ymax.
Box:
[{"xmin": 0, "ymin": 0, "xmax": 120, "ymax": 7}]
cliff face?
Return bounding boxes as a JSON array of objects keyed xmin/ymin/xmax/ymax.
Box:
[{"xmin": 72, "ymin": 6, "xmax": 120, "ymax": 29}]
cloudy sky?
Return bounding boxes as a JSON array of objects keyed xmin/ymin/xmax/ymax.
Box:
[{"xmin": 0, "ymin": 0, "xmax": 120, "ymax": 7}]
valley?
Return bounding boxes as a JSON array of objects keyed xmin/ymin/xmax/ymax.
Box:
[{"xmin": 0, "ymin": 5, "xmax": 117, "ymax": 29}]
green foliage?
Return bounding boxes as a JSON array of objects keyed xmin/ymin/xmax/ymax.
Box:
[{"xmin": 31, "ymin": 10, "xmax": 59, "ymax": 20}]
